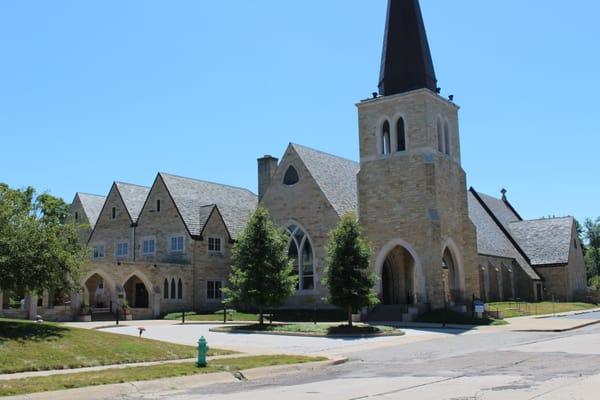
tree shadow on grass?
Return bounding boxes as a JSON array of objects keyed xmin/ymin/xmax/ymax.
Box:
[{"xmin": 0, "ymin": 320, "xmax": 68, "ymax": 343}]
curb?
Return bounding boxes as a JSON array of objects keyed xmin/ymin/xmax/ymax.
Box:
[
  {"xmin": 1, "ymin": 356, "xmax": 348, "ymax": 400},
  {"xmin": 513, "ymin": 318, "xmax": 600, "ymax": 333}
]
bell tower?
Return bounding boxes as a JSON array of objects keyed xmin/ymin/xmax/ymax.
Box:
[{"xmin": 357, "ymin": 0, "xmax": 479, "ymax": 309}]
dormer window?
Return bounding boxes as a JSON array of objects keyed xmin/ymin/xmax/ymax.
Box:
[{"xmin": 283, "ymin": 166, "xmax": 299, "ymax": 186}]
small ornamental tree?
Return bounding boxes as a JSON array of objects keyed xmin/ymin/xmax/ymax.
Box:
[
  {"xmin": 223, "ymin": 207, "xmax": 297, "ymax": 325},
  {"xmin": 323, "ymin": 213, "xmax": 378, "ymax": 327}
]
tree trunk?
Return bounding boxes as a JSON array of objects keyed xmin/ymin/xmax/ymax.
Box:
[{"xmin": 347, "ymin": 305, "xmax": 353, "ymax": 328}]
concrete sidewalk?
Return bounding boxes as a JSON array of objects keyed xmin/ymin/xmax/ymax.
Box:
[{"xmin": 1, "ymin": 356, "xmax": 347, "ymax": 400}]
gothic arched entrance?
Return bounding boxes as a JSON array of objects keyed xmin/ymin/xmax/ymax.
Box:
[
  {"xmin": 442, "ymin": 247, "xmax": 462, "ymax": 304},
  {"xmin": 381, "ymin": 245, "xmax": 416, "ymax": 305},
  {"xmin": 123, "ymin": 275, "xmax": 150, "ymax": 309}
]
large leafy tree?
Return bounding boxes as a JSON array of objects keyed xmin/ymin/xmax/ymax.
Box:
[
  {"xmin": 323, "ymin": 213, "xmax": 378, "ymax": 327},
  {"xmin": 0, "ymin": 183, "xmax": 86, "ymax": 296},
  {"xmin": 224, "ymin": 207, "xmax": 296, "ymax": 325},
  {"xmin": 584, "ymin": 218, "xmax": 600, "ymax": 283}
]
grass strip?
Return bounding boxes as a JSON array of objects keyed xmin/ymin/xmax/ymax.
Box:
[
  {"xmin": 485, "ymin": 302, "xmax": 597, "ymax": 318},
  {"xmin": 226, "ymin": 323, "xmax": 401, "ymax": 336},
  {"xmin": 0, "ymin": 355, "xmax": 326, "ymax": 397},
  {"xmin": 0, "ymin": 319, "xmax": 232, "ymax": 374}
]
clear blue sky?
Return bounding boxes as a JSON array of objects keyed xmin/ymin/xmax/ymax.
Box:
[{"xmin": 1, "ymin": 1, "xmax": 598, "ymax": 222}]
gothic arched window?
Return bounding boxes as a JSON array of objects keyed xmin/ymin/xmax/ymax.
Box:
[
  {"xmin": 382, "ymin": 120, "xmax": 391, "ymax": 155},
  {"xmin": 437, "ymin": 118, "xmax": 444, "ymax": 153},
  {"xmin": 396, "ymin": 117, "xmax": 406, "ymax": 152},
  {"xmin": 170, "ymin": 278, "xmax": 176, "ymax": 300},
  {"xmin": 444, "ymin": 120, "xmax": 451, "ymax": 156},
  {"xmin": 283, "ymin": 166, "xmax": 299, "ymax": 186},
  {"xmin": 163, "ymin": 279, "xmax": 169, "ymax": 299},
  {"xmin": 287, "ymin": 224, "xmax": 315, "ymax": 291},
  {"xmin": 177, "ymin": 279, "xmax": 183, "ymax": 299}
]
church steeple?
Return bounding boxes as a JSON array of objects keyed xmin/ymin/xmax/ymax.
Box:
[{"xmin": 378, "ymin": 0, "xmax": 438, "ymax": 96}]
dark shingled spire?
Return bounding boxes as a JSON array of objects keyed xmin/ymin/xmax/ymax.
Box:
[{"xmin": 378, "ymin": 0, "xmax": 438, "ymax": 96}]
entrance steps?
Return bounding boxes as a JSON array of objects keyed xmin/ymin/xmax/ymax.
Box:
[{"xmin": 367, "ymin": 304, "xmax": 424, "ymax": 322}]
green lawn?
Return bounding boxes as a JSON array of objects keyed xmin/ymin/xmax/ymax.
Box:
[
  {"xmin": 0, "ymin": 355, "xmax": 326, "ymax": 397},
  {"xmin": 163, "ymin": 310, "xmax": 258, "ymax": 322},
  {"xmin": 416, "ymin": 310, "xmax": 507, "ymax": 326},
  {"xmin": 225, "ymin": 323, "xmax": 401, "ymax": 336},
  {"xmin": 0, "ymin": 319, "xmax": 231, "ymax": 374},
  {"xmin": 486, "ymin": 302, "xmax": 597, "ymax": 318}
]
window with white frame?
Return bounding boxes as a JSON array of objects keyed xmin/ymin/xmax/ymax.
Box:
[
  {"xmin": 169, "ymin": 236, "xmax": 185, "ymax": 253},
  {"xmin": 92, "ymin": 245, "xmax": 105, "ymax": 259},
  {"xmin": 116, "ymin": 241, "xmax": 128, "ymax": 258},
  {"xmin": 208, "ymin": 237, "xmax": 222, "ymax": 254},
  {"xmin": 287, "ymin": 224, "xmax": 315, "ymax": 291},
  {"xmin": 141, "ymin": 238, "xmax": 155, "ymax": 256},
  {"xmin": 207, "ymin": 280, "xmax": 223, "ymax": 301}
]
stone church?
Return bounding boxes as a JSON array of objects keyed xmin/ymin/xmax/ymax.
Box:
[{"xmin": 1, "ymin": 0, "xmax": 586, "ymax": 321}]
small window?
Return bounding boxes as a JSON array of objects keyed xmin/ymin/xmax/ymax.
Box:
[
  {"xmin": 170, "ymin": 278, "xmax": 176, "ymax": 300},
  {"xmin": 111, "ymin": 207, "xmax": 116, "ymax": 220},
  {"xmin": 93, "ymin": 245, "xmax": 105, "ymax": 259},
  {"xmin": 142, "ymin": 239, "xmax": 155, "ymax": 256},
  {"xmin": 382, "ymin": 120, "xmax": 391, "ymax": 155},
  {"xmin": 283, "ymin": 166, "xmax": 299, "ymax": 186},
  {"xmin": 170, "ymin": 236, "xmax": 185, "ymax": 253},
  {"xmin": 208, "ymin": 237, "xmax": 222, "ymax": 253},
  {"xmin": 98, "ymin": 282, "xmax": 104, "ymax": 290},
  {"xmin": 163, "ymin": 279, "xmax": 169, "ymax": 299},
  {"xmin": 207, "ymin": 280, "xmax": 223, "ymax": 300},
  {"xmin": 397, "ymin": 117, "xmax": 406, "ymax": 152},
  {"xmin": 75, "ymin": 212, "xmax": 79, "ymax": 221},
  {"xmin": 116, "ymin": 242, "xmax": 129, "ymax": 258},
  {"xmin": 177, "ymin": 279, "xmax": 183, "ymax": 299},
  {"xmin": 444, "ymin": 121, "xmax": 451, "ymax": 156},
  {"xmin": 156, "ymin": 200, "xmax": 161, "ymax": 212},
  {"xmin": 437, "ymin": 119, "xmax": 444, "ymax": 153}
]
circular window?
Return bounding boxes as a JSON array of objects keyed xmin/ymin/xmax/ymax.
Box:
[{"xmin": 283, "ymin": 166, "xmax": 299, "ymax": 186}]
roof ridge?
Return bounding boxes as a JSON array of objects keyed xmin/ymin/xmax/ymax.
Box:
[
  {"xmin": 77, "ymin": 192, "xmax": 106, "ymax": 198},
  {"xmin": 159, "ymin": 172, "xmax": 256, "ymax": 196},
  {"xmin": 511, "ymin": 216, "xmax": 574, "ymax": 223},
  {"xmin": 290, "ymin": 143, "xmax": 359, "ymax": 165},
  {"xmin": 115, "ymin": 181, "xmax": 151, "ymax": 189}
]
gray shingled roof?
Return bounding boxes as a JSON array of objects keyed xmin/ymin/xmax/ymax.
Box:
[
  {"xmin": 476, "ymin": 192, "xmax": 521, "ymax": 229},
  {"xmin": 114, "ymin": 182, "xmax": 150, "ymax": 223},
  {"xmin": 77, "ymin": 193, "xmax": 106, "ymax": 228},
  {"xmin": 291, "ymin": 143, "xmax": 359, "ymax": 216},
  {"xmin": 160, "ymin": 173, "xmax": 257, "ymax": 239},
  {"xmin": 509, "ymin": 218, "xmax": 574, "ymax": 266},
  {"xmin": 468, "ymin": 191, "xmax": 541, "ymax": 280}
]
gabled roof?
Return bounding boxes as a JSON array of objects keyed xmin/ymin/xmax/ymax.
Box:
[
  {"xmin": 291, "ymin": 143, "xmax": 360, "ymax": 217},
  {"xmin": 468, "ymin": 189, "xmax": 541, "ymax": 280},
  {"xmin": 476, "ymin": 192, "xmax": 522, "ymax": 229},
  {"xmin": 76, "ymin": 193, "xmax": 106, "ymax": 228},
  {"xmin": 159, "ymin": 173, "xmax": 257, "ymax": 239},
  {"xmin": 114, "ymin": 182, "xmax": 150, "ymax": 223},
  {"xmin": 509, "ymin": 218, "xmax": 574, "ymax": 266}
]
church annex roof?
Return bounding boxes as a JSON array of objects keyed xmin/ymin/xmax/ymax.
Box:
[
  {"xmin": 291, "ymin": 143, "xmax": 360, "ymax": 217},
  {"xmin": 509, "ymin": 218, "xmax": 574, "ymax": 266},
  {"xmin": 159, "ymin": 172, "xmax": 258, "ymax": 240},
  {"xmin": 76, "ymin": 193, "xmax": 106, "ymax": 228},
  {"xmin": 468, "ymin": 189, "xmax": 541, "ymax": 280},
  {"xmin": 114, "ymin": 182, "xmax": 150, "ymax": 224}
]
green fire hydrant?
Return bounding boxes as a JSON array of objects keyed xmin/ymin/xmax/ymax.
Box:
[{"xmin": 197, "ymin": 336, "xmax": 209, "ymax": 368}]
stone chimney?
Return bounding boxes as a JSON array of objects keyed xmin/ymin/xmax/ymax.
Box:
[{"xmin": 257, "ymin": 155, "xmax": 278, "ymax": 201}]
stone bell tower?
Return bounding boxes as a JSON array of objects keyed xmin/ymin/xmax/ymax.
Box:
[{"xmin": 357, "ymin": 0, "xmax": 479, "ymax": 310}]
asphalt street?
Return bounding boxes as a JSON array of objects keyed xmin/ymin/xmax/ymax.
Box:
[{"xmin": 124, "ymin": 322, "xmax": 600, "ymax": 399}]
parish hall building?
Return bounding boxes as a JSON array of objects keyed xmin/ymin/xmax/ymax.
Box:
[{"xmin": 1, "ymin": 0, "xmax": 587, "ymax": 321}]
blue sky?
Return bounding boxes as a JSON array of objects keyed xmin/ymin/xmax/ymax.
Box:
[{"xmin": 1, "ymin": 1, "xmax": 598, "ymax": 222}]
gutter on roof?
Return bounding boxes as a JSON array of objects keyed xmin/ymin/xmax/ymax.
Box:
[{"xmin": 469, "ymin": 187, "xmax": 532, "ymax": 266}]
